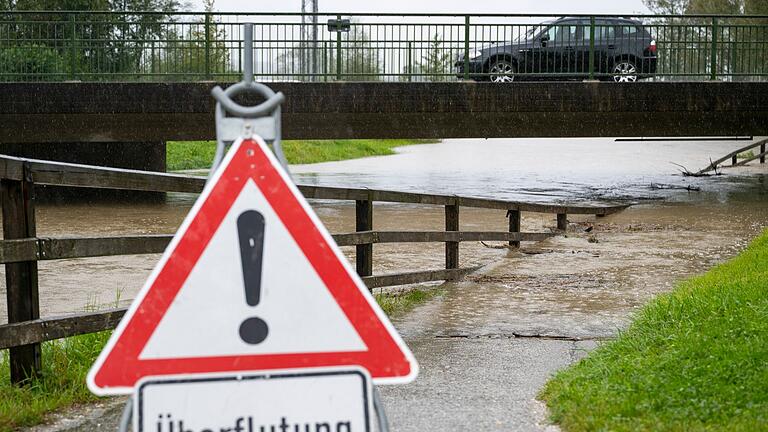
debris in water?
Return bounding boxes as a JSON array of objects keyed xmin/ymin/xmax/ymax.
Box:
[
  {"xmin": 671, "ymin": 161, "xmax": 718, "ymax": 177},
  {"xmin": 520, "ymin": 249, "xmax": 555, "ymax": 255},
  {"xmin": 480, "ymin": 241, "xmax": 514, "ymax": 250},
  {"xmin": 650, "ymin": 183, "xmax": 701, "ymax": 192}
]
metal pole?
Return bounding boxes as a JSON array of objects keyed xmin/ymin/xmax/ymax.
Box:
[
  {"xmin": 210, "ymin": 22, "xmax": 288, "ymax": 176},
  {"xmin": 373, "ymin": 386, "xmax": 390, "ymax": 432},
  {"xmin": 205, "ymin": 13, "xmax": 212, "ymax": 80},
  {"xmin": 117, "ymin": 399, "xmax": 133, "ymax": 432},
  {"xmin": 588, "ymin": 16, "xmax": 596, "ymax": 80},
  {"xmin": 301, "ymin": 0, "xmax": 307, "ymax": 78},
  {"xmin": 311, "ymin": 0, "xmax": 319, "ymax": 82},
  {"xmin": 244, "ymin": 23, "xmax": 253, "ymax": 84},
  {"xmin": 407, "ymin": 41, "xmax": 413, "ymax": 82},
  {"xmin": 710, "ymin": 17, "xmax": 718, "ymax": 81},
  {"xmin": 324, "ymin": 41, "xmax": 329, "ymax": 82},
  {"xmin": 463, "ymin": 15, "xmax": 470, "ymax": 80},
  {"xmin": 69, "ymin": 14, "xmax": 77, "ymax": 80},
  {"xmin": 336, "ymin": 15, "xmax": 342, "ymax": 81}
]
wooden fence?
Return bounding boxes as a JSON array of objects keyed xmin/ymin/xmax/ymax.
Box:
[
  {"xmin": 0, "ymin": 154, "xmax": 627, "ymax": 383},
  {"xmin": 697, "ymin": 138, "xmax": 768, "ymax": 174}
]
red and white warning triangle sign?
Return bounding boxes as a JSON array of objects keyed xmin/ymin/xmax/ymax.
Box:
[{"xmin": 87, "ymin": 136, "xmax": 418, "ymax": 395}]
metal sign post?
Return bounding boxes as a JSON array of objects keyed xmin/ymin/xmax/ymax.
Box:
[
  {"xmin": 110, "ymin": 23, "xmax": 397, "ymax": 432},
  {"xmin": 209, "ymin": 23, "xmax": 288, "ymax": 177}
]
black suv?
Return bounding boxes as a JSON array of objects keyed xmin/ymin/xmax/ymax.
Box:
[{"xmin": 455, "ymin": 17, "xmax": 657, "ymax": 82}]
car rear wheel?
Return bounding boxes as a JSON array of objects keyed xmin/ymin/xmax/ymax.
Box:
[
  {"xmin": 612, "ymin": 60, "xmax": 638, "ymax": 83},
  {"xmin": 489, "ymin": 59, "xmax": 516, "ymax": 83}
]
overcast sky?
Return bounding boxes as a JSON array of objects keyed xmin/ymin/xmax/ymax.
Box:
[{"xmin": 188, "ymin": 0, "xmax": 652, "ymax": 15}]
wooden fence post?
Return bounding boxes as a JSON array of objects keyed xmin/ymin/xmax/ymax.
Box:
[
  {"xmin": 507, "ymin": 209, "xmax": 521, "ymax": 248},
  {"xmin": 355, "ymin": 199, "xmax": 373, "ymax": 279},
  {"xmin": 557, "ymin": 213, "xmax": 568, "ymax": 231},
  {"xmin": 1, "ymin": 163, "xmax": 41, "ymax": 384},
  {"xmin": 445, "ymin": 202, "xmax": 459, "ymax": 270},
  {"xmin": 761, "ymin": 142, "xmax": 766, "ymax": 164}
]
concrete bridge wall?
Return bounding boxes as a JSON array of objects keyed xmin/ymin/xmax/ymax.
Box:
[{"xmin": 1, "ymin": 82, "xmax": 766, "ymax": 144}]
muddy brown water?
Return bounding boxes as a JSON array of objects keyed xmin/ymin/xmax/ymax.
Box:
[{"xmin": 1, "ymin": 138, "xmax": 767, "ymax": 342}]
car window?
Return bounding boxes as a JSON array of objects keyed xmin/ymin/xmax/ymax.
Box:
[
  {"xmin": 580, "ymin": 20, "xmax": 616, "ymax": 41},
  {"xmin": 617, "ymin": 22, "xmax": 640, "ymax": 36},
  {"xmin": 546, "ymin": 23, "xmax": 578, "ymax": 44},
  {"xmin": 597, "ymin": 21, "xmax": 616, "ymax": 40},
  {"xmin": 515, "ymin": 24, "xmax": 544, "ymax": 42}
]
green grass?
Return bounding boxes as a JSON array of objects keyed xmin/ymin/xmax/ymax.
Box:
[
  {"xmin": 166, "ymin": 140, "xmax": 218, "ymax": 171},
  {"xmin": 540, "ymin": 230, "xmax": 768, "ymax": 432},
  {"xmin": 166, "ymin": 139, "xmax": 438, "ymax": 171},
  {"xmin": 0, "ymin": 286, "xmax": 441, "ymax": 430},
  {"xmin": 375, "ymin": 286, "xmax": 446, "ymax": 317},
  {"xmin": 0, "ymin": 332, "xmax": 110, "ymax": 431},
  {"xmin": 737, "ymin": 150, "xmax": 755, "ymax": 159}
]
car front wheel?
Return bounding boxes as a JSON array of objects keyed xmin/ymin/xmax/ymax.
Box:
[
  {"xmin": 489, "ymin": 59, "xmax": 516, "ymax": 83},
  {"xmin": 612, "ymin": 60, "xmax": 639, "ymax": 83}
]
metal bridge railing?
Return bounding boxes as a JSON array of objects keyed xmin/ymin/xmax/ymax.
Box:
[{"xmin": 1, "ymin": 11, "xmax": 767, "ymax": 82}]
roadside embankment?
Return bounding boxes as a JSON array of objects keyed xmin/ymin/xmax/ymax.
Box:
[
  {"xmin": 540, "ymin": 230, "xmax": 768, "ymax": 431},
  {"xmin": 167, "ymin": 139, "xmax": 438, "ymax": 171}
]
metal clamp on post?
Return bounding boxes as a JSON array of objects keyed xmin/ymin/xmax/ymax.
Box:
[{"xmin": 209, "ymin": 22, "xmax": 289, "ymax": 178}]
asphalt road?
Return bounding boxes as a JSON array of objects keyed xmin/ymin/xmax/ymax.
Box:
[
  {"xmin": 25, "ymin": 296, "xmax": 595, "ymax": 432},
  {"xmin": 25, "ymin": 343, "xmax": 588, "ymax": 432},
  {"xmin": 379, "ymin": 337, "xmax": 596, "ymax": 431}
]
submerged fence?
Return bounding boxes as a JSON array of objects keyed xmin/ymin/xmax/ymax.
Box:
[
  {"xmin": 0, "ymin": 154, "xmax": 627, "ymax": 384},
  {"xmin": 1, "ymin": 12, "xmax": 767, "ymax": 82}
]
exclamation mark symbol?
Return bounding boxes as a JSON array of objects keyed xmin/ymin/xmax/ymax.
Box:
[{"xmin": 237, "ymin": 210, "xmax": 269, "ymax": 344}]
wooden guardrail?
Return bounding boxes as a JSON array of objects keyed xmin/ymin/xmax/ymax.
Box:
[
  {"xmin": 696, "ymin": 138, "xmax": 768, "ymax": 174},
  {"xmin": 0, "ymin": 155, "xmax": 628, "ymax": 383}
]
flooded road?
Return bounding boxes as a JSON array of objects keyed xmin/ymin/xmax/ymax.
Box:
[
  {"xmin": 293, "ymin": 137, "xmax": 766, "ymax": 204},
  {"xmin": 4, "ymin": 137, "xmax": 768, "ymax": 431},
  {"xmin": 2, "ymin": 137, "xmax": 765, "ymax": 324}
]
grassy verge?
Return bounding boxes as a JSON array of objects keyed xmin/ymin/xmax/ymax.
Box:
[
  {"xmin": 0, "ymin": 332, "xmax": 110, "ymax": 431},
  {"xmin": 540, "ymin": 230, "xmax": 768, "ymax": 431},
  {"xmin": 375, "ymin": 286, "xmax": 446, "ymax": 317},
  {"xmin": 166, "ymin": 139, "xmax": 438, "ymax": 171},
  {"xmin": 0, "ymin": 286, "xmax": 441, "ymax": 430}
]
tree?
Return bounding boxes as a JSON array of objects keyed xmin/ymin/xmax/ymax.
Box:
[
  {"xmin": 154, "ymin": 0, "xmax": 231, "ymax": 80},
  {"xmin": 414, "ymin": 34, "xmax": 454, "ymax": 81},
  {"xmin": 645, "ymin": 0, "xmax": 767, "ymax": 15},
  {"xmin": 0, "ymin": 0, "xmax": 186, "ymax": 80},
  {"xmin": 745, "ymin": 0, "xmax": 768, "ymax": 14},
  {"xmin": 277, "ymin": 22, "xmax": 381, "ymax": 81},
  {"xmin": 643, "ymin": 0, "xmax": 767, "ymax": 80},
  {"xmin": 643, "ymin": 0, "xmax": 688, "ymax": 14},
  {"xmin": 338, "ymin": 25, "xmax": 381, "ymax": 80},
  {"xmin": 0, "ymin": 45, "xmax": 65, "ymax": 81}
]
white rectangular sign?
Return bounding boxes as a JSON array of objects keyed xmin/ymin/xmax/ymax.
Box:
[{"xmin": 134, "ymin": 368, "xmax": 372, "ymax": 432}]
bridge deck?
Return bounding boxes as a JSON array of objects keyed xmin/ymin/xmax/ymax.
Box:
[{"xmin": 1, "ymin": 82, "xmax": 766, "ymax": 142}]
